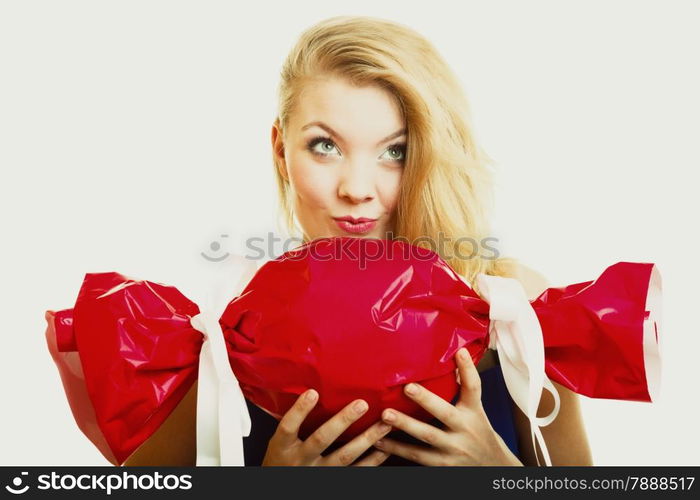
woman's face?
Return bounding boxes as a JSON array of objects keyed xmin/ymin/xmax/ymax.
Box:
[{"xmin": 272, "ymin": 76, "xmax": 406, "ymax": 241}]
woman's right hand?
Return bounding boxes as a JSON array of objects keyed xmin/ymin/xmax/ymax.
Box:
[{"xmin": 262, "ymin": 389, "xmax": 393, "ymax": 466}]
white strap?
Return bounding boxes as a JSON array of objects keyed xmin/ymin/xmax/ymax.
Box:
[
  {"xmin": 476, "ymin": 273, "xmax": 560, "ymax": 467},
  {"xmin": 191, "ymin": 310, "xmax": 250, "ymax": 466},
  {"xmin": 186, "ymin": 253, "xmax": 259, "ymax": 466}
]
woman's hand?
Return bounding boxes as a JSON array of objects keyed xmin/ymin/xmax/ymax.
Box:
[
  {"xmin": 262, "ymin": 389, "xmax": 394, "ymax": 466},
  {"xmin": 372, "ymin": 347, "xmax": 523, "ymax": 466}
]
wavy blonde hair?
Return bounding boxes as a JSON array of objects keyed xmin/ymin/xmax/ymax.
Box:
[{"xmin": 272, "ymin": 15, "xmax": 518, "ymax": 292}]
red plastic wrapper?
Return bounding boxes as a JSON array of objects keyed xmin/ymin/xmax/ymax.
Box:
[{"xmin": 45, "ymin": 236, "xmax": 662, "ymax": 465}]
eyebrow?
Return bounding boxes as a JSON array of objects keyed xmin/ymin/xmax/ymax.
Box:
[{"xmin": 301, "ymin": 121, "xmax": 406, "ymax": 147}]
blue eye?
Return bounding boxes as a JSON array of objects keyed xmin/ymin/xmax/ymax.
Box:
[
  {"xmin": 306, "ymin": 136, "xmax": 340, "ymax": 157},
  {"xmin": 381, "ymin": 143, "xmax": 406, "ymax": 162}
]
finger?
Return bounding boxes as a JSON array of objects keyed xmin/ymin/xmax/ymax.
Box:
[
  {"xmin": 301, "ymin": 399, "xmax": 369, "ymax": 458},
  {"xmin": 381, "ymin": 407, "xmax": 454, "ymax": 448},
  {"xmin": 325, "ymin": 420, "xmax": 393, "ymax": 466},
  {"xmin": 352, "ymin": 449, "xmax": 391, "ymax": 466},
  {"xmin": 373, "ymin": 438, "xmax": 446, "ymax": 466},
  {"xmin": 455, "ymin": 347, "xmax": 482, "ymax": 409},
  {"xmin": 401, "ymin": 382, "xmax": 466, "ymax": 431},
  {"xmin": 275, "ymin": 389, "xmax": 318, "ymax": 446}
]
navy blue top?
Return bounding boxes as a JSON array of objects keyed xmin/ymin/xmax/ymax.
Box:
[{"xmin": 242, "ymin": 362, "xmax": 520, "ymax": 466}]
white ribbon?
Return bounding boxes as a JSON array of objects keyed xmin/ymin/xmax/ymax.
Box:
[
  {"xmin": 186, "ymin": 254, "xmax": 259, "ymax": 466},
  {"xmin": 475, "ymin": 273, "xmax": 560, "ymax": 467}
]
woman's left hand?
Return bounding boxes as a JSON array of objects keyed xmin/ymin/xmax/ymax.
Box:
[{"xmin": 373, "ymin": 347, "xmax": 523, "ymax": 466}]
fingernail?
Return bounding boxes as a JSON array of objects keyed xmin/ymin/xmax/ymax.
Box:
[
  {"xmin": 378, "ymin": 423, "xmax": 392, "ymax": 433},
  {"xmin": 383, "ymin": 410, "xmax": 396, "ymax": 422},
  {"xmin": 354, "ymin": 400, "xmax": 368, "ymax": 414},
  {"xmin": 405, "ymin": 383, "xmax": 418, "ymax": 396},
  {"xmin": 459, "ymin": 348, "xmax": 469, "ymax": 360},
  {"xmin": 375, "ymin": 439, "xmax": 385, "ymax": 448},
  {"xmin": 305, "ymin": 389, "xmax": 317, "ymax": 402}
]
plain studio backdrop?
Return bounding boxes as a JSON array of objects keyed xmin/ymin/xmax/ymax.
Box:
[{"xmin": 1, "ymin": 0, "xmax": 698, "ymax": 466}]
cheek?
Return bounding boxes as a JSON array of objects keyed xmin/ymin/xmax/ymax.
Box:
[
  {"xmin": 288, "ymin": 158, "xmax": 336, "ymax": 208},
  {"xmin": 377, "ymin": 168, "xmax": 403, "ymax": 211}
]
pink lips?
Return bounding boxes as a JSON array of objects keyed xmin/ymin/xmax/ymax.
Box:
[{"xmin": 333, "ymin": 216, "xmax": 378, "ymax": 235}]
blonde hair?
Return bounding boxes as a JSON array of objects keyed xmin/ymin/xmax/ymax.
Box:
[{"xmin": 272, "ymin": 15, "xmax": 519, "ymax": 291}]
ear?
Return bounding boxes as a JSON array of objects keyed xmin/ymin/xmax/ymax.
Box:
[{"xmin": 271, "ymin": 121, "xmax": 289, "ymax": 182}]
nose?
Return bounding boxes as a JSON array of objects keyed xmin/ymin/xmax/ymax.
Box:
[{"xmin": 337, "ymin": 161, "xmax": 375, "ymax": 204}]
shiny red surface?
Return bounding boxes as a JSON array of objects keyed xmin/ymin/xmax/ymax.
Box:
[{"xmin": 45, "ymin": 236, "xmax": 659, "ymax": 464}]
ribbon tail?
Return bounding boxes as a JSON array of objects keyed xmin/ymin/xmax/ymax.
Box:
[
  {"xmin": 532, "ymin": 424, "xmax": 553, "ymax": 467},
  {"xmin": 537, "ymin": 377, "xmax": 561, "ymax": 428},
  {"xmin": 192, "ymin": 312, "xmax": 251, "ymax": 466},
  {"xmin": 498, "ymin": 338, "xmax": 557, "ymax": 467},
  {"xmin": 218, "ymin": 376, "xmax": 251, "ymax": 465},
  {"xmin": 530, "ymin": 377, "xmax": 560, "ymax": 466},
  {"xmin": 196, "ymin": 338, "xmax": 221, "ymax": 465}
]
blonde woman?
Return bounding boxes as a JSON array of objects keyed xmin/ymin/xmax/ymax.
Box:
[{"xmin": 125, "ymin": 15, "xmax": 593, "ymax": 467}]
